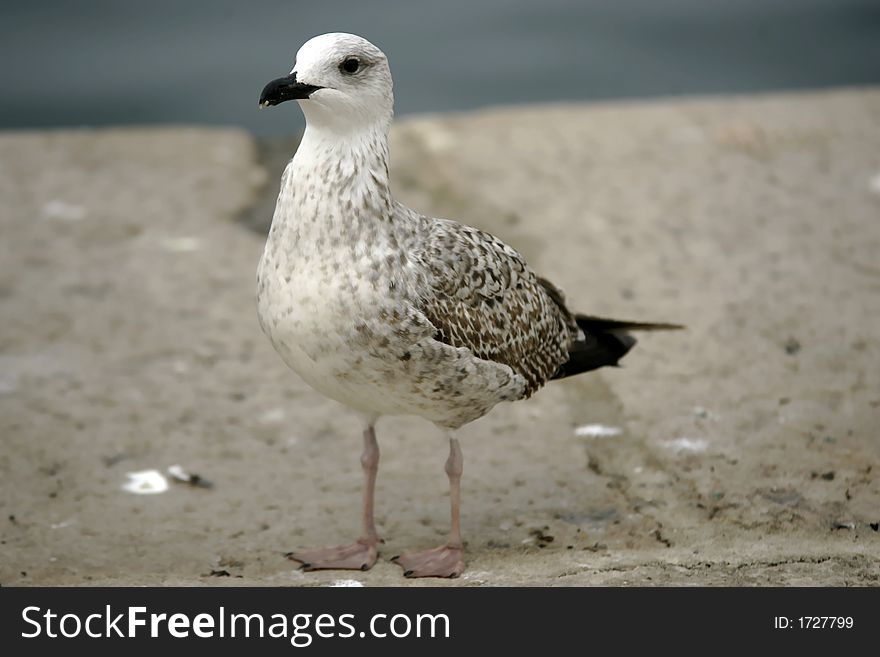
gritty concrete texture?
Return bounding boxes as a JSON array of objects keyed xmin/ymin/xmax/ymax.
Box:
[{"xmin": 1, "ymin": 88, "xmax": 879, "ymax": 586}]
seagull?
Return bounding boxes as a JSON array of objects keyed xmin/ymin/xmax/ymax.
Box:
[{"xmin": 256, "ymin": 33, "xmax": 681, "ymax": 578}]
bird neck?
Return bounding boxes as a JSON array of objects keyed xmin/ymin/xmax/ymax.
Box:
[
  {"xmin": 290, "ymin": 121, "xmax": 393, "ymax": 216},
  {"xmin": 299, "ymin": 119, "xmax": 391, "ymax": 179},
  {"xmin": 269, "ymin": 121, "xmax": 399, "ymax": 255}
]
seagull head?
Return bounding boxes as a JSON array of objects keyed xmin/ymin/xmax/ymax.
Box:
[{"xmin": 259, "ymin": 33, "xmax": 393, "ymax": 131}]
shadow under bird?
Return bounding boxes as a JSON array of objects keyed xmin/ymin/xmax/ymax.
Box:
[{"xmin": 256, "ymin": 33, "xmax": 681, "ymax": 578}]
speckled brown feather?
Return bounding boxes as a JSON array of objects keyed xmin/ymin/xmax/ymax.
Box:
[{"xmin": 413, "ymin": 219, "xmax": 576, "ymax": 397}]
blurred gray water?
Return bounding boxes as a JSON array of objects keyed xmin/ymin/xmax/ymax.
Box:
[{"xmin": 1, "ymin": 0, "xmax": 878, "ymax": 135}]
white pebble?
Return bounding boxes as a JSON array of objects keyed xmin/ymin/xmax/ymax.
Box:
[
  {"xmin": 122, "ymin": 470, "xmax": 169, "ymax": 494},
  {"xmin": 41, "ymin": 200, "xmax": 86, "ymax": 221},
  {"xmin": 574, "ymin": 424, "xmax": 622, "ymax": 438},
  {"xmin": 160, "ymin": 237, "xmax": 201, "ymax": 253},
  {"xmin": 665, "ymin": 437, "xmax": 708, "ymax": 452}
]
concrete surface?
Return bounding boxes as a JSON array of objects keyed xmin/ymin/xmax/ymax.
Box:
[{"xmin": 1, "ymin": 87, "xmax": 878, "ymax": 586}]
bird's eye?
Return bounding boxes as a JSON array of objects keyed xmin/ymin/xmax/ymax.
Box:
[{"xmin": 340, "ymin": 57, "xmax": 360, "ymax": 74}]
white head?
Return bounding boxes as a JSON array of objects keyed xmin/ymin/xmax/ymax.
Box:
[{"xmin": 259, "ymin": 33, "xmax": 393, "ymax": 133}]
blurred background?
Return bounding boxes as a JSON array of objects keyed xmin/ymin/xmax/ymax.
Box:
[{"xmin": 2, "ymin": 0, "xmax": 879, "ymax": 135}]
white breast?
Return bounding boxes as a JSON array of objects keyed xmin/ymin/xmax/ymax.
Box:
[{"xmin": 255, "ymin": 126, "xmax": 525, "ymax": 428}]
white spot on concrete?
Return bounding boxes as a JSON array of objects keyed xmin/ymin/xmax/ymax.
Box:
[
  {"xmin": 328, "ymin": 579, "xmax": 364, "ymax": 587},
  {"xmin": 41, "ymin": 200, "xmax": 86, "ymax": 221},
  {"xmin": 50, "ymin": 520, "xmax": 74, "ymax": 529},
  {"xmin": 122, "ymin": 470, "xmax": 169, "ymax": 494},
  {"xmin": 160, "ymin": 237, "xmax": 201, "ymax": 253},
  {"xmin": 666, "ymin": 437, "xmax": 709, "ymax": 452},
  {"xmin": 869, "ymin": 172, "xmax": 880, "ymax": 195},
  {"xmin": 259, "ymin": 408, "xmax": 286, "ymax": 424},
  {"xmin": 574, "ymin": 423, "xmax": 622, "ymax": 438},
  {"xmin": 172, "ymin": 360, "xmax": 189, "ymax": 374},
  {"xmin": 462, "ymin": 570, "xmax": 492, "ymax": 581}
]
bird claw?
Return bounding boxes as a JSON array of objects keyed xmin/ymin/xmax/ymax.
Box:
[
  {"xmin": 393, "ymin": 545, "xmax": 464, "ymax": 579},
  {"xmin": 285, "ymin": 540, "xmax": 378, "ymax": 572}
]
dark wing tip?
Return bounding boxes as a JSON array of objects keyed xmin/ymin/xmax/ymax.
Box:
[{"xmin": 575, "ymin": 315, "xmax": 685, "ymax": 332}]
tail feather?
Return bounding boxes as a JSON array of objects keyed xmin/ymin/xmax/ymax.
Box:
[
  {"xmin": 551, "ymin": 315, "xmax": 683, "ymax": 381},
  {"xmin": 573, "ymin": 315, "xmax": 685, "ymax": 333}
]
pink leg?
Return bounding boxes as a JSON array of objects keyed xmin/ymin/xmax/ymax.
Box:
[
  {"xmin": 392, "ymin": 437, "xmax": 466, "ymax": 578},
  {"xmin": 286, "ymin": 426, "xmax": 380, "ymax": 571}
]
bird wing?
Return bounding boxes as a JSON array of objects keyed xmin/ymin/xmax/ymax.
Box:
[{"xmin": 412, "ymin": 219, "xmax": 574, "ymax": 396}]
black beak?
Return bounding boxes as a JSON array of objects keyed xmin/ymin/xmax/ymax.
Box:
[{"xmin": 259, "ymin": 73, "xmax": 322, "ymax": 107}]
